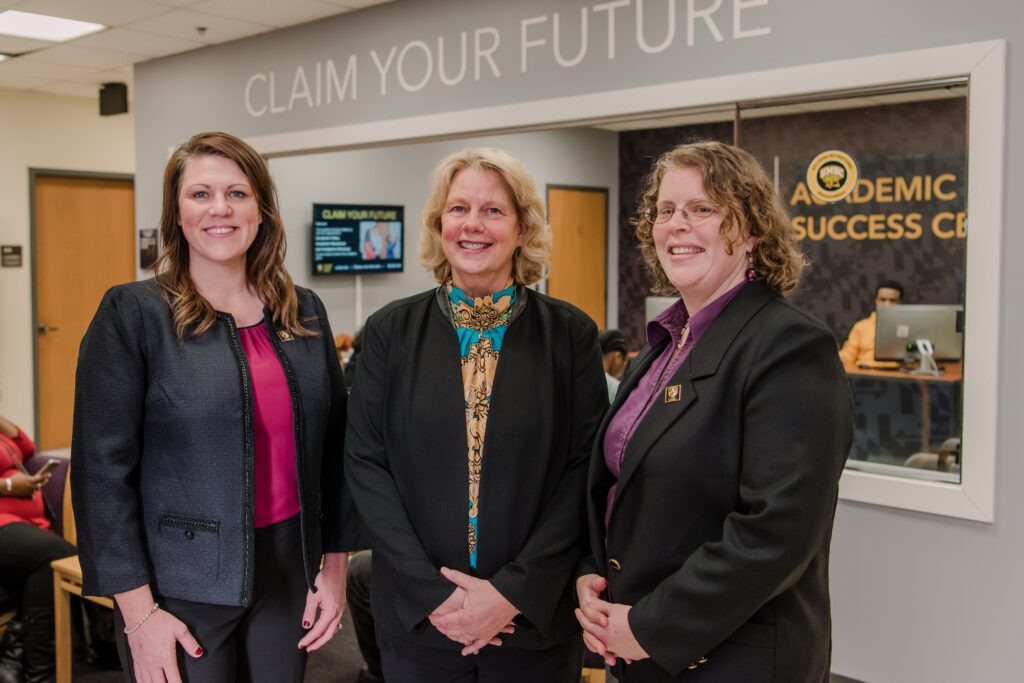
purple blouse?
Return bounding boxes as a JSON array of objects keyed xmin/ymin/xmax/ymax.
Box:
[
  {"xmin": 602, "ymin": 281, "xmax": 747, "ymax": 526},
  {"xmin": 239, "ymin": 324, "xmax": 300, "ymax": 528}
]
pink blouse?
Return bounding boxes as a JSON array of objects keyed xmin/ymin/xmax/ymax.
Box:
[{"xmin": 239, "ymin": 324, "xmax": 300, "ymax": 528}]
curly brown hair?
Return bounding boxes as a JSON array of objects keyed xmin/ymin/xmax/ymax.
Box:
[
  {"xmin": 420, "ymin": 147, "xmax": 551, "ymax": 286},
  {"xmin": 153, "ymin": 131, "xmax": 313, "ymax": 339},
  {"xmin": 633, "ymin": 140, "xmax": 806, "ymax": 296}
]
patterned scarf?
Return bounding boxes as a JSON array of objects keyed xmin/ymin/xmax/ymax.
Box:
[{"xmin": 446, "ymin": 280, "xmax": 517, "ymax": 569}]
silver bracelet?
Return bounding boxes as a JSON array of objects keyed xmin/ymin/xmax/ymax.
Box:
[{"xmin": 123, "ymin": 602, "xmax": 160, "ymax": 635}]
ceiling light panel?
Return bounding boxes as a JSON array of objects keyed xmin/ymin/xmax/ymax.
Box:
[{"xmin": 0, "ymin": 10, "xmax": 105, "ymax": 42}]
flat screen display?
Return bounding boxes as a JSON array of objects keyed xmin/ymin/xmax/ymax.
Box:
[
  {"xmin": 875, "ymin": 304, "xmax": 964, "ymax": 361},
  {"xmin": 312, "ymin": 203, "xmax": 404, "ymax": 275}
]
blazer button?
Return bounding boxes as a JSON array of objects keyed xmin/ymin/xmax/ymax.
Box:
[
  {"xmin": 687, "ymin": 662, "xmax": 698, "ymax": 670},
  {"xmin": 184, "ymin": 530, "xmax": 194, "ymax": 540},
  {"xmin": 697, "ymin": 656, "xmax": 708, "ymax": 664},
  {"xmin": 607, "ymin": 558, "xmax": 622, "ymax": 572}
]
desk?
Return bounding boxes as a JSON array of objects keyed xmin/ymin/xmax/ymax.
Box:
[
  {"xmin": 51, "ymin": 555, "xmax": 113, "ymax": 683},
  {"xmin": 846, "ymin": 362, "xmax": 962, "ymax": 465}
]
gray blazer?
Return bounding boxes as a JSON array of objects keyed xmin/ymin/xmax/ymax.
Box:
[{"xmin": 71, "ymin": 279, "xmax": 361, "ymax": 606}]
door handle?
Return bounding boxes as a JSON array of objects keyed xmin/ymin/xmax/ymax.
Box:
[{"xmin": 38, "ymin": 324, "xmax": 60, "ymax": 334}]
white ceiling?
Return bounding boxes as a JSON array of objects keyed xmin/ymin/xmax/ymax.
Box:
[{"xmin": 0, "ymin": 0, "xmax": 394, "ymax": 100}]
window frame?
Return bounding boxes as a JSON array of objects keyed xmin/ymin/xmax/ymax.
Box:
[{"xmin": 250, "ymin": 40, "xmax": 1005, "ymax": 522}]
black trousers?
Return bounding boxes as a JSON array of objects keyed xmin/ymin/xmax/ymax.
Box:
[
  {"xmin": 0, "ymin": 521, "xmax": 76, "ymax": 612},
  {"xmin": 378, "ymin": 628, "xmax": 584, "ymax": 683},
  {"xmin": 346, "ymin": 549, "xmax": 383, "ymax": 679},
  {"xmin": 115, "ymin": 516, "xmax": 309, "ymax": 683}
]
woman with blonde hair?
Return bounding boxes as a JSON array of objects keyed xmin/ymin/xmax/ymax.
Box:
[
  {"xmin": 345, "ymin": 147, "xmax": 607, "ymax": 681},
  {"xmin": 72, "ymin": 131, "xmax": 361, "ymax": 683},
  {"xmin": 576, "ymin": 140, "xmax": 853, "ymax": 682}
]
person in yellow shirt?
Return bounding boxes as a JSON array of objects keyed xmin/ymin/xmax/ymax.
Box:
[{"xmin": 839, "ymin": 281, "xmax": 903, "ymax": 369}]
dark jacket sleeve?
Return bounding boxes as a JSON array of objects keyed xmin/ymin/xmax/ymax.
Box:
[
  {"xmin": 628, "ymin": 317, "xmax": 853, "ymax": 674},
  {"xmin": 490, "ymin": 313, "xmax": 608, "ymax": 633},
  {"xmin": 310, "ymin": 291, "xmax": 363, "ymax": 553},
  {"xmin": 71, "ymin": 286, "xmax": 153, "ymax": 596},
  {"xmin": 343, "ymin": 311, "xmax": 455, "ymax": 630}
]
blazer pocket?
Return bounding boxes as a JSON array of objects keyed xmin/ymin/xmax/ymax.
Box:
[{"xmin": 153, "ymin": 513, "xmax": 221, "ymax": 583}]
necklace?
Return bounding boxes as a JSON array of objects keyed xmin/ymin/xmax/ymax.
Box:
[{"xmin": 655, "ymin": 323, "xmax": 690, "ymax": 388}]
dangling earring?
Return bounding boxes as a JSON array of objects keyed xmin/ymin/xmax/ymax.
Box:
[{"xmin": 745, "ymin": 252, "xmax": 757, "ymax": 282}]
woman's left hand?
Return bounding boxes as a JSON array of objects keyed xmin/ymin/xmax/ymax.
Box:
[
  {"xmin": 577, "ymin": 600, "xmax": 650, "ymax": 664},
  {"xmin": 429, "ymin": 567, "xmax": 518, "ymax": 655},
  {"xmin": 298, "ymin": 552, "xmax": 348, "ymax": 652}
]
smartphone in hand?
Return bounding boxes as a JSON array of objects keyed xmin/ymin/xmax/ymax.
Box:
[{"xmin": 35, "ymin": 458, "xmax": 62, "ymax": 476}]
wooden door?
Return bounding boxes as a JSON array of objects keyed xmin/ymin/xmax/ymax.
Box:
[
  {"xmin": 547, "ymin": 186, "xmax": 607, "ymax": 329},
  {"xmin": 34, "ymin": 175, "xmax": 135, "ymax": 449}
]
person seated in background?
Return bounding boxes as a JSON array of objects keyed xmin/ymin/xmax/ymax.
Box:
[
  {"xmin": 0, "ymin": 413, "xmax": 76, "ymax": 683},
  {"xmin": 838, "ymin": 280, "xmax": 903, "ymax": 369},
  {"xmin": 335, "ymin": 333, "xmax": 354, "ymax": 366},
  {"xmin": 599, "ymin": 330, "xmax": 630, "ymax": 402}
]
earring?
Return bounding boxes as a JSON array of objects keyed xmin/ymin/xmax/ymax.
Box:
[{"xmin": 745, "ymin": 252, "xmax": 757, "ymax": 282}]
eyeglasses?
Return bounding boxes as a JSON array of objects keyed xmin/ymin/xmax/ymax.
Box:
[{"xmin": 644, "ymin": 200, "xmax": 719, "ymax": 224}]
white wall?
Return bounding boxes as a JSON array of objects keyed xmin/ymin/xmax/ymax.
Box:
[
  {"xmin": 269, "ymin": 127, "xmax": 619, "ymax": 334},
  {"xmin": 0, "ymin": 90, "xmax": 134, "ymax": 436}
]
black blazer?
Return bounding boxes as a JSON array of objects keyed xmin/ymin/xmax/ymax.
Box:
[
  {"xmin": 71, "ymin": 280, "xmax": 361, "ymax": 606},
  {"xmin": 586, "ymin": 282, "xmax": 853, "ymax": 682},
  {"xmin": 345, "ymin": 286, "xmax": 607, "ymax": 650}
]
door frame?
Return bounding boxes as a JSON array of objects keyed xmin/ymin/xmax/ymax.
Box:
[
  {"xmin": 545, "ymin": 183, "xmax": 610, "ymax": 325},
  {"xmin": 29, "ymin": 168, "xmax": 136, "ymax": 441}
]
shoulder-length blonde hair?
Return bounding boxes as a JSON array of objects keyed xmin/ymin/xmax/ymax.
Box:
[
  {"xmin": 633, "ymin": 140, "xmax": 806, "ymax": 296},
  {"xmin": 153, "ymin": 131, "xmax": 313, "ymax": 339},
  {"xmin": 420, "ymin": 147, "xmax": 551, "ymax": 286}
]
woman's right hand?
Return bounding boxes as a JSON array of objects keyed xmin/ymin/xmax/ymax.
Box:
[
  {"xmin": 126, "ymin": 609, "xmax": 203, "ymax": 683},
  {"xmin": 575, "ymin": 573, "xmax": 616, "ymax": 665},
  {"xmin": 117, "ymin": 586, "xmax": 203, "ymax": 683},
  {"xmin": 3, "ymin": 471, "xmax": 49, "ymax": 498}
]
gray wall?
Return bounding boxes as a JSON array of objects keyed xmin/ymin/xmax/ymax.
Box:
[
  {"xmin": 269, "ymin": 127, "xmax": 619, "ymax": 332},
  {"xmin": 133, "ymin": 1, "xmax": 1024, "ymax": 681}
]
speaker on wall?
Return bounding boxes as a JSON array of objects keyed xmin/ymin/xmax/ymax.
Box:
[{"xmin": 99, "ymin": 82, "xmax": 128, "ymax": 116}]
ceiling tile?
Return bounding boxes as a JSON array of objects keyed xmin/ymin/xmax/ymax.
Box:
[
  {"xmin": 10, "ymin": 0, "xmax": 170, "ymax": 27},
  {"xmin": 193, "ymin": 0, "xmax": 344, "ymax": 29},
  {"xmin": 0, "ymin": 54, "xmax": 95, "ymax": 78},
  {"xmin": 0, "ymin": 34, "xmax": 53, "ymax": 54},
  {"xmin": 77, "ymin": 65, "xmax": 134, "ymax": 85},
  {"xmin": 73, "ymin": 27, "xmax": 202, "ymax": 57},
  {"xmin": 319, "ymin": 0, "xmax": 393, "ymax": 8},
  {"xmin": 33, "ymin": 79, "xmax": 100, "ymax": 98},
  {"xmin": 146, "ymin": 0, "xmax": 207, "ymax": 6},
  {"xmin": 0, "ymin": 72, "xmax": 45, "ymax": 88},
  {"xmin": 126, "ymin": 8, "xmax": 270, "ymax": 45},
  {"xmin": 24, "ymin": 42, "xmax": 142, "ymax": 68}
]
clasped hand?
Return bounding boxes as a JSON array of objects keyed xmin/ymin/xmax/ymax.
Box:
[
  {"xmin": 428, "ymin": 567, "xmax": 518, "ymax": 656},
  {"xmin": 574, "ymin": 573, "xmax": 649, "ymax": 665}
]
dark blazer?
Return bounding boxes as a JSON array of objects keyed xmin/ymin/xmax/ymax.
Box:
[
  {"xmin": 345, "ymin": 286, "xmax": 607, "ymax": 650},
  {"xmin": 586, "ymin": 282, "xmax": 853, "ymax": 682},
  {"xmin": 71, "ymin": 280, "xmax": 361, "ymax": 606}
]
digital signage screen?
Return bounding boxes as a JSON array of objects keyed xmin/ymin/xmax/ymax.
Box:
[{"xmin": 312, "ymin": 203, "xmax": 404, "ymax": 275}]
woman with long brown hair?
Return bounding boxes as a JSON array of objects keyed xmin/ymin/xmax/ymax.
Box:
[{"xmin": 72, "ymin": 131, "xmax": 361, "ymax": 683}]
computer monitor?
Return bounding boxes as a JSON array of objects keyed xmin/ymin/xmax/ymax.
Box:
[{"xmin": 875, "ymin": 304, "xmax": 964, "ymax": 362}]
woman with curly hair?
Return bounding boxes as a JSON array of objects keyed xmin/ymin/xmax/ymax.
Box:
[{"xmin": 576, "ymin": 140, "xmax": 853, "ymax": 682}]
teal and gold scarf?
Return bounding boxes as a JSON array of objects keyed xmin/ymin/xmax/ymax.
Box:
[{"xmin": 447, "ymin": 280, "xmax": 517, "ymax": 569}]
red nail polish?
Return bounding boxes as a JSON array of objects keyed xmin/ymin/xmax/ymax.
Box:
[
  {"xmin": 303, "ymin": 620, "xmax": 310, "ymax": 628},
  {"xmin": 195, "ymin": 648, "xmax": 203, "ymax": 656}
]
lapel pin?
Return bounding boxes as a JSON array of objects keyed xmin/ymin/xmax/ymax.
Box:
[
  {"xmin": 664, "ymin": 384, "xmax": 682, "ymax": 403},
  {"xmin": 277, "ymin": 330, "xmax": 294, "ymax": 342}
]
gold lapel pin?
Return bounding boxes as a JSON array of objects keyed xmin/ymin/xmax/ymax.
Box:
[
  {"xmin": 277, "ymin": 330, "xmax": 294, "ymax": 342},
  {"xmin": 664, "ymin": 384, "xmax": 682, "ymax": 403}
]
